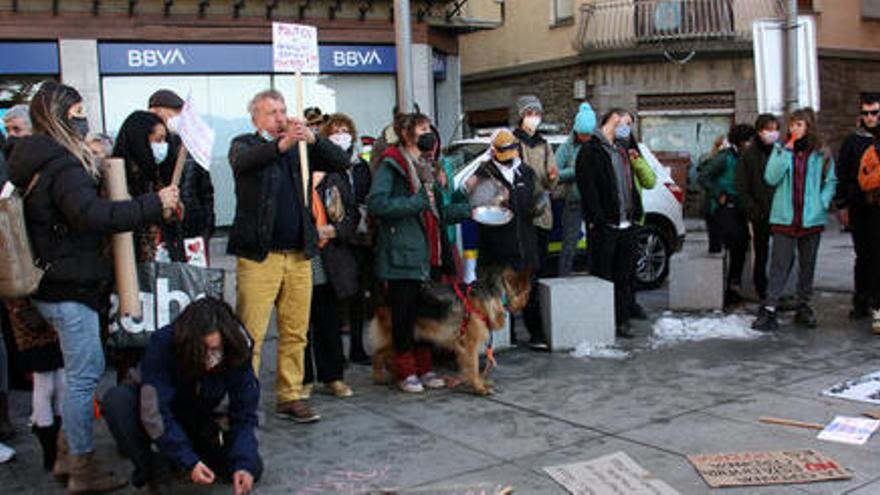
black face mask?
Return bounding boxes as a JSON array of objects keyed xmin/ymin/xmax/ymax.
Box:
[
  {"xmin": 416, "ymin": 132, "xmax": 436, "ymax": 153},
  {"xmin": 494, "ymin": 157, "xmax": 515, "ymax": 167},
  {"xmin": 69, "ymin": 116, "xmax": 89, "ymax": 139}
]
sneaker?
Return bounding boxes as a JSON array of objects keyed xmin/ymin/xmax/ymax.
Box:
[
  {"xmin": 398, "ymin": 375, "xmax": 424, "ymax": 393},
  {"xmin": 276, "ymin": 400, "xmax": 321, "ymax": 423},
  {"xmin": 872, "ymin": 309, "xmax": 880, "ymax": 335},
  {"xmin": 752, "ymin": 307, "xmax": 778, "ymax": 331},
  {"xmin": 326, "ymin": 381, "xmax": 353, "ymax": 398},
  {"xmin": 528, "ymin": 336, "xmax": 550, "ymax": 351},
  {"xmin": 301, "ymin": 384, "xmax": 313, "ymax": 400},
  {"xmin": 794, "ymin": 304, "xmax": 817, "ymax": 328},
  {"xmin": 419, "ymin": 372, "xmax": 446, "ymax": 389}
]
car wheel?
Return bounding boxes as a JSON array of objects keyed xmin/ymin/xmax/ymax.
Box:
[{"xmin": 635, "ymin": 224, "xmax": 670, "ymax": 290}]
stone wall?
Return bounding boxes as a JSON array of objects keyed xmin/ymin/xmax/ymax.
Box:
[{"xmin": 817, "ymin": 56, "xmax": 880, "ymax": 153}]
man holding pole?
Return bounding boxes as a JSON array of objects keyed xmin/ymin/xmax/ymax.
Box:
[{"xmin": 228, "ymin": 89, "xmax": 348, "ymax": 423}]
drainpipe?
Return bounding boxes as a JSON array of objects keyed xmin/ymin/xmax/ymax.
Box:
[
  {"xmin": 394, "ymin": 0, "xmax": 415, "ymax": 113},
  {"xmin": 785, "ymin": 0, "xmax": 799, "ymax": 114}
]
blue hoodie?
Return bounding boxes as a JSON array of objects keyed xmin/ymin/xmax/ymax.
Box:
[
  {"xmin": 139, "ymin": 325, "xmax": 261, "ymax": 476},
  {"xmin": 555, "ymin": 102, "xmax": 597, "ymax": 202}
]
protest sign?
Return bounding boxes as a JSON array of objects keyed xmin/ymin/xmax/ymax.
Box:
[
  {"xmin": 176, "ymin": 96, "xmax": 215, "ymax": 172},
  {"xmin": 544, "ymin": 451, "xmax": 680, "ymax": 494},
  {"xmin": 817, "ymin": 416, "xmax": 880, "ymax": 446},
  {"xmin": 823, "ymin": 370, "xmax": 880, "ymax": 405},
  {"xmin": 272, "ymin": 22, "xmax": 319, "ymax": 73},
  {"xmin": 688, "ymin": 449, "xmax": 850, "ymax": 488}
]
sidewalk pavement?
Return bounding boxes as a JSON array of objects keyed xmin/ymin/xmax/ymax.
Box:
[{"xmin": 1, "ymin": 223, "xmax": 878, "ymax": 494}]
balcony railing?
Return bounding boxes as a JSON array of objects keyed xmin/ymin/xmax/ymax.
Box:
[{"xmin": 576, "ymin": 0, "xmax": 784, "ymax": 51}]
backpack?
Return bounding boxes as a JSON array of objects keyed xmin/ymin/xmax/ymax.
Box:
[{"xmin": 0, "ymin": 175, "xmax": 45, "ymax": 298}]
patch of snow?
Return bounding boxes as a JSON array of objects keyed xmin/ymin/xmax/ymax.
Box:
[
  {"xmin": 0, "ymin": 442, "xmax": 14, "ymax": 464},
  {"xmin": 651, "ymin": 312, "xmax": 762, "ymax": 346},
  {"xmin": 571, "ymin": 342, "xmax": 631, "ymax": 359}
]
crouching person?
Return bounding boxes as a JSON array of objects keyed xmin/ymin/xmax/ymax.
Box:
[{"xmin": 102, "ymin": 298, "xmax": 262, "ymax": 494}]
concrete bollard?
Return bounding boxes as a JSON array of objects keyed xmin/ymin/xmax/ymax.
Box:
[
  {"xmin": 538, "ymin": 276, "xmax": 616, "ymax": 351},
  {"xmin": 669, "ymin": 253, "xmax": 725, "ymax": 311}
]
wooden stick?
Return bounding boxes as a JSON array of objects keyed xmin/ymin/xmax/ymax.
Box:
[
  {"xmin": 863, "ymin": 410, "xmax": 880, "ymax": 420},
  {"xmin": 164, "ymin": 144, "xmax": 188, "ymax": 219},
  {"xmin": 295, "ymin": 70, "xmax": 310, "ymax": 203},
  {"xmin": 759, "ymin": 416, "xmax": 825, "ymax": 430},
  {"xmin": 103, "ymin": 158, "xmax": 141, "ymax": 319}
]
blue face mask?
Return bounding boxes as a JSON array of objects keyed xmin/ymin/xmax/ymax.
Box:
[
  {"xmin": 259, "ymin": 129, "xmax": 274, "ymax": 142},
  {"xmin": 150, "ymin": 142, "xmax": 169, "ymax": 163},
  {"xmin": 615, "ymin": 124, "xmax": 631, "ymax": 141}
]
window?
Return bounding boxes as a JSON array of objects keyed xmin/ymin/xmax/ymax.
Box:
[{"xmin": 553, "ymin": 0, "xmax": 574, "ymax": 25}]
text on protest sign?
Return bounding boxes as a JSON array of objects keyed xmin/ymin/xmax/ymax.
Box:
[{"xmin": 273, "ymin": 22, "xmax": 319, "ymax": 73}]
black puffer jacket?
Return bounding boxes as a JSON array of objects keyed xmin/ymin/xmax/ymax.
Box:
[
  {"xmin": 8, "ymin": 135, "xmax": 163, "ymax": 310},
  {"xmin": 226, "ymin": 133, "xmax": 348, "ymax": 262},
  {"xmin": 474, "ymin": 160, "xmax": 540, "ymax": 270}
]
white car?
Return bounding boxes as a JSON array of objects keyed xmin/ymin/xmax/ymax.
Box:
[{"xmin": 444, "ymin": 135, "xmax": 686, "ymax": 288}]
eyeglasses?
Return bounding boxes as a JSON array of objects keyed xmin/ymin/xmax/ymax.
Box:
[{"xmin": 861, "ymin": 109, "xmax": 880, "ymax": 117}]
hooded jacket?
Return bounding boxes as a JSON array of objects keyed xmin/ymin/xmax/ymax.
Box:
[
  {"xmin": 835, "ymin": 126, "xmax": 878, "ymax": 209},
  {"xmin": 556, "ymin": 102, "xmax": 597, "ymax": 204},
  {"xmin": 765, "ymin": 143, "xmax": 837, "ymax": 229},
  {"xmin": 138, "ymin": 325, "xmax": 260, "ymax": 476},
  {"xmin": 8, "ymin": 134, "xmax": 162, "ymax": 310}
]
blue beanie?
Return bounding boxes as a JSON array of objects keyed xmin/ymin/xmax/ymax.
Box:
[{"xmin": 573, "ymin": 102, "xmax": 597, "ymax": 134}]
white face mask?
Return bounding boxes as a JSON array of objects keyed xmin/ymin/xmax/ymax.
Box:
[
  {"xmin": 151, "ymin": 142, "xmax": 169, "ymax": 163},
  {"xmin": 205, "ymin": 349, "xmax": 224, "ymax": 370},
  {"xmin": 760, "ymin": 130, "xmax": 780, "ymax": 145},
  {"xmin": 259, "ymin": 129, "xmax": 274, "ymax": 142},
  {"xmin": 523, "ymin": 115, "xmax": 542, "ymax": 132},
  {"xmin": 166, "ymin": 115, "xmax": 180, "ymax": 134},
  {"xmin": 329, "ymin": 132, "xmax": 353, "ymax": 151}
]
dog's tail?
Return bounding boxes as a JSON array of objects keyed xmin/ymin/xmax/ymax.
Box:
[{"xmin": 368, "ymin": 306, "xmax": 393, "ymax": 351}]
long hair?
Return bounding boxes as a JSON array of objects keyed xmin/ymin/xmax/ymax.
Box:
[
  {"xmin": 171, "ymin": 297, "xmax": 252, "ymax": 382},
  {"xmin": 29, "ymin": 81, "xmax": 97, "ymax": 177},
  {"xmin": 786, "ymin": 108, "xmax": 823, "ymax": 150}
]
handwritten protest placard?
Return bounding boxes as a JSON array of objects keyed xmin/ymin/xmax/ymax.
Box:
[
  {"xmin": 544, "ymin": 451, "xmax": 680, "ymax": 494},
  {"xmin": 272, "ymin": 22, "xmax": 319, "ymax": 73},
  {"xmin": 176, "ymin": 96, "xmax": 214, "ymax": 172},
  {"xmin": 688, "ymin": 449, "xmax": 850, "ymax": 488},
  {"xmin": 818, "ymin": 416, "xmax": 880, "ymax": 445}
]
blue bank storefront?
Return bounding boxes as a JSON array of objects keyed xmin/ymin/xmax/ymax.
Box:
[{"xmin": 98, "ymin": 42, "xmax": 446, "ymax": 226}]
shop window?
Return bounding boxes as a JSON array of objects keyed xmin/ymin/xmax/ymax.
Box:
[
  {"xmin": 552, "ymin": 0, "xmax": 575, "ymax": 26},
  {"xmin": 0, "ymin": 76, "xmax": 51, "ymax": 107}
]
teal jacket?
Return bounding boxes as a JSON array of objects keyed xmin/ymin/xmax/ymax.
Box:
[
  {"xmin": 367, "ymin": 147, "xmax": 470, "ymax": 281},
  {"xmin": 764, "ymin": 144, "xmax": 837, "ymax": 228},
  {"xmin": 699, "ymin": 148, "xmax": 739, "ymax": 214},
  {"xmin": 555, "ymin": 134, "xmax": 582, "ymax": 203}
]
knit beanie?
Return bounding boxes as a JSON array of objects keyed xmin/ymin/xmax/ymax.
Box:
[
  {"xmin": 573, "ymin": 102, "xmax": 597, "ymax": 134},
  {"xmin": 516, "ymin": 95, "xmax": 543, "ymax": 116}
]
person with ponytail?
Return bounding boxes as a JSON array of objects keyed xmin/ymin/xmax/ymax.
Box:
[{"xmin": 7, "ymin": 81, "xmax": 178, "ymax": 493}]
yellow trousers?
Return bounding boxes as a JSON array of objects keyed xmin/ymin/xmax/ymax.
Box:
[{"xmin": 236, "ymin": 251, "xmax": 312, "ymax": 403}]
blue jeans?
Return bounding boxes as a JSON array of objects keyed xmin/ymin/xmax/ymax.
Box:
[{"xmin": 32, "ymin": 300, "xmax": 103, "ymax": 455}]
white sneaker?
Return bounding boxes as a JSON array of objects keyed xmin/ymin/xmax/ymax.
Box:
[
  {"xmin": 420, "ymin": 372, "xmax": 446, "ymax": 389},
  {"xmin": 398, "ymin": 375, "xmax": 424, "ymax": 393},
  {"xmin": 873, "ymin": 309, "xmax": 880, "ymax": 335}
]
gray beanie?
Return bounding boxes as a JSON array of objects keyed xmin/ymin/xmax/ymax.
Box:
[{"xmin": 516, "ymin": 95, "xmax": 543, "ymax": 116}]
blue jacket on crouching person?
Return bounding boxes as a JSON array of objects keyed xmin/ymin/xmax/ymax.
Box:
[{"xmin": 139, "ymin": 325, "xmax": 261, "ymax": 476}]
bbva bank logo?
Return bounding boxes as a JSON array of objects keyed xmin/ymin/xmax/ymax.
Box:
[{"xmin": 127, "ymin": 48, "xmax": 186, "ymax": 68}]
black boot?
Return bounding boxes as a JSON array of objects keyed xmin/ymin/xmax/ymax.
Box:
[
  {"xmin": 752, "ymin": 307, "xmax": 778, "ymax": 331},
  {"xmin": 32, "ymin": 422, "xmax": 60, "ymax": 470},
  {"xmin": 0, "ymin": 392, "xmax": 14, "ymax": 441}
]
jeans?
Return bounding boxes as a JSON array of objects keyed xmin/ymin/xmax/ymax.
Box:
[
  {"xmin": 765, "ymin": 232, "xmax": 821, "ymax": 309},
  {"xmin": 558, "ymin": 201, "xmax": 584, "ymax": 277},
  {"xmin": 32, "ymin": 300, "xmax": 103, "ymax": 455}
]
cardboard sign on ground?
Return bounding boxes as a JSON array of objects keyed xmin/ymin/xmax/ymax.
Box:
[
  {"xmin": 688, "ymin": 449, "xmax": 851, "ymax": 488},
  {"xmin": 544, "ymin": 451, "xmax": 680, "ymax": 494},
  {"xmin": 817, "ymin": 416, "xmax": 880, "ymax": 445},
  {"xmin": 822, "ymin": 370, "xmax": 880, "ymax": 405}
]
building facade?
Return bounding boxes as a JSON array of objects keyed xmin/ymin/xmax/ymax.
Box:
[
  {"xmin": 0, "ymin": 0, "xmax": 483, "ymax": 225},
  {"xmin": 460, "ymin": 0, "xmax": 880, "ymax": 165}
]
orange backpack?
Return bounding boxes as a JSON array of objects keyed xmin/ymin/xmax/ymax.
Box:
[{"xmin": 859, "ymin": 144, "xmax": 880, "ymax": 193}]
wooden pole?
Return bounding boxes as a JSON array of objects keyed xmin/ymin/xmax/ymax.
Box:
[
  {"xmin": 759, "ymin": 417, "xmax": 825, "ymax": 430},
  {"xmin": 103, "ymin": 158, "xmax": 141, "ymax": 319},
  {"xmin": 295, "ymin": 70, "xmax": 310, "ymax": 203}
]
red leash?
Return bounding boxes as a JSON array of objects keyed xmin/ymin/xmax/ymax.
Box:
[{"xmin": 452, "ymin": 283, "xmax": 497, "ymax": 377}]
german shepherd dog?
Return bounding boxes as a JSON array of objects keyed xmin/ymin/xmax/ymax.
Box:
[{"xmin": 369, "ymin": 268, "xmax": 531, "ymax": 395}]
